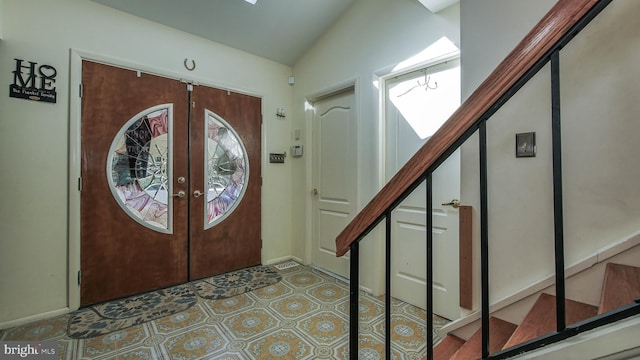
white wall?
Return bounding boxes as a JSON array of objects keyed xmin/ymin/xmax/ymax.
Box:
[
  {"xmin": 0, "ymin": 0, "xmax": 293, "ymax": 327},
  {"xmin": 292, "ymin": 0, "xmax": 460, "ymax": 291},
  {"xmin": 460, "ymin": 0, "xmax": 640, "ymax": 306}
]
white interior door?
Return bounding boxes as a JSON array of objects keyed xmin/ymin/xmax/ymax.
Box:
[
  {"xmin": 312, "ymin": 88, "xmax": 357, "ymax": 279},
  {"xmin": 385, "ymin": 59, "xmax": 461, "ymax": 320}
]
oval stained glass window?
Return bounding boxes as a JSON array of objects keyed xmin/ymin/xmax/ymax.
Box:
[
  {"xmin": 107, "ymin": 105, "xmax": 173, "ymax": 233},
  {"xmin": 205, "ymin": 110, "xmax": 249, "ymax": 228}
]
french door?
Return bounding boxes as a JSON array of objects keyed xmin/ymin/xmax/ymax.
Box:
[{"xmin": 80, "ymin": 61, "xmax": 261, "ymax": 305}]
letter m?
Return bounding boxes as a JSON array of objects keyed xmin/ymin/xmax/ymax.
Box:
[{"xmin": 13, "ymin": 59, "xmax": 37, "ymax": 88}]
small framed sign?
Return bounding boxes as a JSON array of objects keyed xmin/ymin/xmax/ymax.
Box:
[
  {"xmin": 9, "ymin": 58, "xmax": 57, "ymax": 103},
  {"xmin": 516, "ymin": 132, "xmax": 536, "ymax": 157}
]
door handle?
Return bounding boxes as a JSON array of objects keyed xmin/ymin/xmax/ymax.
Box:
[
  {"xmin": 172, "ymin": 190, "xmax": 186, "ymax": 198},
  {"xmin": 312, "ymin": 188, "xmax": 318, "ymax": 196},
  {"xmin": 193, "ymin": 190, "xmax": 204, "ymax": 198},
  {"xmin": 442, "ymin": 199, "xmax": 461, "ymax": 208}
]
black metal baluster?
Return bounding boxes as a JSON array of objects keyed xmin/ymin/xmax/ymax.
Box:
[
  {"xmin": 349, "ymin": 241, "xmax": 359, "ymax": 360},
  {"xmin": 426, "ymin": 174, "xmax": 434, "ymax": 360},
  {"xmin": 480, "ymin": 121, "xmax": 490, "ymax": 359},
  {"xmin": 386, "ymin": 212, "xmax": 392, "ymax": 360},
  {"xmin": 551, "ymin": 49, "xmax": 566, "ymax": 332}
]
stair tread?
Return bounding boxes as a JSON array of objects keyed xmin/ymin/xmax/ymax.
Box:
[
  {"xmin": 449, "ymin": 317, "xmax": 517, "ymax": 360},
  {"xmin": 433, "ymin": 334, "xmax": 465, "ymax": 360},
  {"xmin": 502, "ymin": 293, "xmax": 598, "ymax": 350},
  {"xmin": 599, "ymin": 263, "xmax": 640, "ymax": 314}
]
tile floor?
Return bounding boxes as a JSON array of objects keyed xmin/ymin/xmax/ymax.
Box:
[{"xmin": 0, "ymin": 264, "xmax": 449, "ymax": 359}]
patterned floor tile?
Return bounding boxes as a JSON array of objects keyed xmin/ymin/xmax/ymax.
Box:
[
  {"xmin": 55, "ymin": 337, "xmax": 75, "ymax": 360},
  {"xmin": 298, "ymin": 311, "xmax": 348, "ymax": 345},
  {"xmin": 270, "ymin": 294, "xmax": 319, "ymax": 319},
  {"xmin": 251, "ymin": 282, "xmax": 292, "ymax": 301},
  {"xmin": 160, "ymin": 324, "xmax": 228, "ymax": 360},
  {"xmin": 373, "ymin": 314, "xmax": 426, "ymax": 351},
  {"xmin": 222, "ymin": 308, "xmax": 279, "ymax": 340},
  {"xmin": 247, "ymin": 329, "xmax": 314, "ymax": 360},
  {"xmin": 77, "ymin": 324, "xmax": 149, "ymax": 359},
  {"xmin": 204, "ymin": 352, "xmax": 245, "ymax": 360},
  {"xmin": 202, "ymin": 293, "xmax": 255, "ymax": 315},
  {"xmin": 284, "ymin": 271, "xmax": 324, "ymax": 288},
  {"xmin": 152, "ymin": 303, "xmax": 208, "ymax": 335},
  {"xmin": 1, "ymin": 314, "xmax": 69, "ymax": 340},
  {"xmin": 113, "ymin": 346, "xmax": 159, "ymax": 360},
  {"xmin": 306, "ymin": 282, "xmax": 348, "ymax": 303},
  {"xmin": 335, "ymin": 334, "xmax": 403, "ymax": 360},
  {"xmin": 336, "ymin": 297, "xmax": 385, "ymax": 322},
  {"xmin": 1, "ymin": 264, "xmax": 449, "ymax": 359}
]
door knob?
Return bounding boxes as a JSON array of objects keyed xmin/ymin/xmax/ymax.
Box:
[
  {"xmin": 172, "ymin": 190, "xmax": 186, "ymax": 198},
  {"xmin": 193, "ymin": 190, "xmax": 204, "ymax": 198},
  {"xmin": 312, "ymin": 188, "xmax": 318, "ymax": 196},
  {"xmin": 442, "ymin": 199, "xmax": 460, "ymax": 208}
]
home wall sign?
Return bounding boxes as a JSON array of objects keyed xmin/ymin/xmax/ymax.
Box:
[{"xmin": 10, "ymin": 58, "xmax": 57, "ymax": 103}]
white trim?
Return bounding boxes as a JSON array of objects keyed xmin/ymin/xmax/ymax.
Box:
[
  {"xmin": 374, "ymin": 50, "xmax": 460, "ymax": 83},
  {"xmin": 68, "ymin": 49, "xmax": 82, "ymax": 313},
  {"xmin": 305, "ymin": 78, "xmax": 358, "ymax": 103},
  {"xmin": 374, "ymin": 52, "xmax": 462, "ymax": 307},
  {"xmin": 0, "ymin": 308, "xmax": 70, "ymax": 330},
  {"xmin": 303, "ymin": 77, "xmax": 358, "ymax": 268},
  {"xmin": 263, "ymin": 255, "xmax": 306, "ymax": 267}
]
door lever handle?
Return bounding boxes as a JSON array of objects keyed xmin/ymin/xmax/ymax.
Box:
[
  {"xmin": 172, "ymin": 191, "xmax": 186, "ymax": 198},
  {"xmin": 193, "ymin": 190, "xmax": 204, "ymax": 198},
  {"xmin": 442, "ymin": 199, "xmax": 461, "ymax": 208}
]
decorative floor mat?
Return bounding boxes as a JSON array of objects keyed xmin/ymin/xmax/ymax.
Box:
[
  {"xmin": 67, "ymin": 284, "xmax": 196, "ymax": 339},
  {"xmin": 193, "ymin": 265, "xmax": 282, "ymax": 300}
]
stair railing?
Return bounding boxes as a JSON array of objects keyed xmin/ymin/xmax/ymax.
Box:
[{"xmin": 335, "ymin": 0, "xmax": 640, "ymax": 359}]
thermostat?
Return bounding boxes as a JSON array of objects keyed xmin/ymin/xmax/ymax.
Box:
[{"xmin": 291, "ymin": 145, "xmax": 303, "ymax": 157}]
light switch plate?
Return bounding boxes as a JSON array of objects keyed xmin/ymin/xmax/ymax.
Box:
[
  {"xmin": 269, "ymin": 153, "xmax": 286, "ymax": 163},
  {"xmin": 516, "ymin": 132, "xmax": 536, "ymax": 157}
]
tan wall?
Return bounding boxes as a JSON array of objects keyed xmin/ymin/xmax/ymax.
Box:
[
  {"xmin": 292, "ymin": 0, "xmax": 460, "ymax": 293},
  {"xmin": 0, "ymin": 0, "xmax": 294, "ymax": 327}
]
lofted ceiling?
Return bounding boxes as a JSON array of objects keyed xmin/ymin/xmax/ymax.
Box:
[{"xmin": 89, "ymin": 0, "xmax": 355, "ymax": 66}]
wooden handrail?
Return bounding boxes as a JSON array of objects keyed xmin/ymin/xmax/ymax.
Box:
[{"xmin": 336, "ymin": 0, "xmax": 600, "ymax": 257}]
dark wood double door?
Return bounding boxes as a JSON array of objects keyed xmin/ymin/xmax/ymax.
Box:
[{"xmin": 80, "ymin": 61, "xmax": 261, "ymax": 305}]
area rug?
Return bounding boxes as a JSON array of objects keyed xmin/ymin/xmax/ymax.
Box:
[
  {"xmin": 193, "ymin": 265, "xmax": 282, "ymax": 300},
  {"xmin": 67, "ymin": 284, "xmax": 196, "ymax": 339}
]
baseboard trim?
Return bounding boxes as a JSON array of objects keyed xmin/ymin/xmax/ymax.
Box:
[{"xmin": 0, "ymin": 307, "xmax": 71, "ymax": 331}]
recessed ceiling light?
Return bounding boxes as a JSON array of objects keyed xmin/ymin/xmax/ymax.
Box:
[{"xmin": 244, "ymin": 0, "xmax": 258, "ymax": 4}]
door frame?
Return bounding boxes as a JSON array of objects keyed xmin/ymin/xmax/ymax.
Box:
[
  {"xmin": 376, "ymin": 51, "xmax": 461, "ymax": 313},
  {"xmin": 309, "ymin": 86, "xmax": 356, "ymax": 280},
  {"xmin": 68, "ymin": 49, "xmax": 265, "ymax": 311},
  {"xmin": 303, "ymin": 78, "xmax": 385, "ymax": 295}
]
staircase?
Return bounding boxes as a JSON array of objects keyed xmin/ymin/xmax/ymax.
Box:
[
  {"xmin": 432, "ymin": 262, "xmax": 640, "ymax": 359},
  {"xmin": 336, "ymin": 0, "xmax": 640, "ymax": 358}
]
